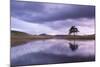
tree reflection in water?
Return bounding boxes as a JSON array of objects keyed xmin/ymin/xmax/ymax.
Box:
[{"xmin": 69, "ymin": 42, "xmax": 78, "ymax": 51}]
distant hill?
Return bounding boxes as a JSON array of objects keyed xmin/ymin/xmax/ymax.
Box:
[
  {"xmin": 11, "ymin": 31, "xmax": 30, "ymax": 36},
  {"xmin": 11, "ymin": 32, "xmax": 95, "ymax": 47}
]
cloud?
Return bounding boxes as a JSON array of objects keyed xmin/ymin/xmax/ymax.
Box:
[
  {"xmin": 11, "ymin": 17, "xmax": 95, "ymax": 35},
  {"xmin": 11, "ymin": 17, "xmax": 59, "ymax": 35},
  {"xmin": 11, "ymin": 1, "xmax": 95, "ymax": 22},
  {"xmin": 44, "ymin": 18, "xmax": 95, "ymax": 29},
  {"xmin": 11, "ymin": 1, "xmax": 95, "ymax": 35},
  {"xmin": 44, "ymin": 18, "xmax": 95, "ymax": 35}
]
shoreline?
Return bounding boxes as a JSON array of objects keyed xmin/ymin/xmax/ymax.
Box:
[{"xmin": 11, "ymin": 34, "xmax": 95, "ymax": 47}]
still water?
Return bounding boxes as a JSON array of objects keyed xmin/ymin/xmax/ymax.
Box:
[{"xmin": 11, "ymin": 39, "xmax": 95, "ymax": 66}]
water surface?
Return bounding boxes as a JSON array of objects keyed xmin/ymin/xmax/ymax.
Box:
[{"xmin": 11, "ymin": 39, "xmax": 95, "ymax": 66}]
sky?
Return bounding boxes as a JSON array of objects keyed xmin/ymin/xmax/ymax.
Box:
[{"xmin": 11, "ymin": 0, "xmax": 95, "ymax": 35}]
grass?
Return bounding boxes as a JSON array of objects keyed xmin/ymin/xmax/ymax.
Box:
[
  {"xmin": 11, "ymin": 31, "xmax": 95, "ymax": 47},
  {"xmin": 63, "ymin": 35, "xmax": 95, "ymax": 40}
]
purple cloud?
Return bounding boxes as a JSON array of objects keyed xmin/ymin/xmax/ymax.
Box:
[
  {"xmin": 11, "ymin": 1, "xmax": 95, "ymax": 22},
  {"xmin": 11, "ymin": 1, "xmax": 95, "ymax": 35}
]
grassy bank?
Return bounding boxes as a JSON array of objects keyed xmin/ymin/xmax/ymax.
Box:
[
  {"xmin": 57, "ymin": 35, "xmax": 95, "ymax": 40},
  {"xmin": 11, "ymin": 31, "xmax": 53, "ymax": 46},
  {"xmin": 11, "ymin": 31, "xmax": 95, "ymax": 47}
]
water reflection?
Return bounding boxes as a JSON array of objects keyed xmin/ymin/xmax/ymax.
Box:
[
  {"xmin": 11, "ymin": 39, "xmax": 95, "ymax": 66},
  {"xmin": 69, "ymin": 42, "xmax": 78, "ymax": 51}
]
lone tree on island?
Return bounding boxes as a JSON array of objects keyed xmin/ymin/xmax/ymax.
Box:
[
  {"xmin": 68, "ymin": 26, "xmax": 79, "ymax": 46},
  {"xmin": 69, "ymin": 26, "xmax": 79, "ymax": 35}
]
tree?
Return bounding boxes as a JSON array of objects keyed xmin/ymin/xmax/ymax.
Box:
[
  {"xmin": 69, "ymin": 26, "xmax": 79, "ymax": 35},
  {"xmin": 68, "ymin": 26, "xmax": 79, "ymax": 44}
]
